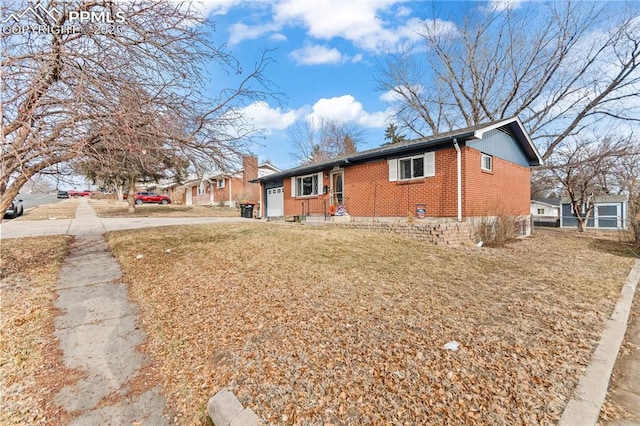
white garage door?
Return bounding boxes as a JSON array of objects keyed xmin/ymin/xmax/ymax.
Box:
[{"xmin": 266, "ymin": 187, "xmax": 284, "ymax": 217}]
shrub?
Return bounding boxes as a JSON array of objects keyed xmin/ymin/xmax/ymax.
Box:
[{"xmin": 474, "ymin": 212, "xmax": 521, "ymax": 247}]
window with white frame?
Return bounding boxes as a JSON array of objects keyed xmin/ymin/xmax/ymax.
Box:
[
  {"xmin": 198, "ymin": 182, "xmax": 206, "ymax": 195},
  {"xmin": 388, "ymin": 152, "xmax": 435, "ymax": 182},
  {"xmin": 217, "ymin": 179, "xmax": 225, "ymax": 188},
  {"xmin": 537, "ymin": 208, "xmax": 545, "ymax": 214},
  {"xmin": 481, "ymin": 153, "xmax": 493, "ymax": 171},
  {"xmin": 295, "ymin": 174, "xmax": 319, "ymax": 196}
]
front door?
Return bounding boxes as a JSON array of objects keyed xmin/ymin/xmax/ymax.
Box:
[{"xmin": 330, "ymin": 170, "xmax": 344, "ymax": 207}]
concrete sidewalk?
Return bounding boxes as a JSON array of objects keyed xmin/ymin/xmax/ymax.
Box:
[
  {"xmin": 50, "ymin": 199, "xmax": 169, "ymax": 425},
  {"xmin": 0, "ymin": 207, "xmax": 250, "ymax": 239},
  {"xmin": 560, "ymin": 259, "xmax": 640, "ymax": 426}
]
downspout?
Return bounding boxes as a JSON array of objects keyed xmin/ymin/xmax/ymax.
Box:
[
  {"xmin": 259, "ymin": 182, "xmax": 263, "ymax": 219},
  {"xmin": 453, "ymin": 138, "xmax": 462, "ymax": 222}
]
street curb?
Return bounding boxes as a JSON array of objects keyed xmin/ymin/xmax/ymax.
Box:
[{"xmin": 559, "ymin": 258, "xmax": 640, "ymax": 426}]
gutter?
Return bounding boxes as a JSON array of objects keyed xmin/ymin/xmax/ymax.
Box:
[{"xmin": 453, "ymin": 138, "xmax": 462, "ymax": 222}]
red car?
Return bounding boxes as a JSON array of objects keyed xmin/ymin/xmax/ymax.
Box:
[
  {"xmin": 68, "ymin": 190, "xmax": 92, "ymax": 197},
  {"xmin": 125, "ymin": 191, "xmax": 171, "ymax": 205}
]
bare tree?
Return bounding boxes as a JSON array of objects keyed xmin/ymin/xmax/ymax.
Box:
[
  {"xmin": 1, "ymin": 0, "xmax": 276, "ymax": 217},
  {"xmin": 288, "ymin": 118, "xmax": 364, "ymax": 165},
  {"xmin": 375, "ymin": 1, "xmax": 640, "ymax": 160},
  {"xmin": 609, "ymin": 143, "xmax": 640, "ymax": 245},
  {"xmin": 75, "ymin": 85, "xmax": 191, "ymax": 211},
  {"xmin": 547, "ymin": 136, "xmax": 633, "ymax": 232}
]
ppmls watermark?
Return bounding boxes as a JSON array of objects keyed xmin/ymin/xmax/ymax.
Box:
[{"xmin": 1, "ymin": 3, "xmax": 126, "ymax": 35}]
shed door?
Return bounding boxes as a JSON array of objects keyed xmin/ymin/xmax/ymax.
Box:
[
  {"xmin": 596, "ymin": 204, "xmax": 620, "ymax": 228},
  {"xmin": 267, "ymin": 187, "xmax": 284, "ymax": 217},
  {"xmin": 185, "ymin": 187, "xmax": 193, "ymax": 205}
]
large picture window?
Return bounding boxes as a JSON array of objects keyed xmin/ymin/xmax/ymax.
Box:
[{"xmin": 295, "ymin": 174, "xmax": 319, "ymax": 196}]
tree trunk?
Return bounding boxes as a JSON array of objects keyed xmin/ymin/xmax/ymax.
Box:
[
  {"xmin": 127, "ymin": 179, "xmax": 136, "ymax": 213},
  {"xmin": 576, "ymin": 218, "xmax": 585, "ymax": 232}
]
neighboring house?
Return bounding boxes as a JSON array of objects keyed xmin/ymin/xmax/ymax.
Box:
[
  {"xmin": 560, "ymin": 195, "xmax": 628, "ymax": 229},
  {"xmin": 146, "ymin": 181, "xmax": 182, "ymax": 204},
  {"xmin": 252, "ymin": 117, "xmax": 542, "ymax": 232},
  {"xmin": 182, "ymin": 156, "xmax": 280, "ymax": 207},
  {"xmin": 531, "ymin": 198, "xmax": 561, "ymax": 227}
]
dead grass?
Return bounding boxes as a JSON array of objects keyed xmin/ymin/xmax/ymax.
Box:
[
  {"xmin": 105, "ymin": 226, "xmax": 637, "ymax": 425},
  {"xmin": 598, "ymin": 274, "xmax": 640, "ymax": 425},
  {"xmin": 16, "ymin": 199, "xmax": 78, "ymax": 221},
  {"xmin": 89, "ymin": 199, "xmax": 239, "ymax": 218},
  {"xmin": 0, "ymin": 235, "xmax": 73, "ymax": 425}
]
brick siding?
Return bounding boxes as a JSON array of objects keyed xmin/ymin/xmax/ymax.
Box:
[{"xmin": 281, "ymin": 145, "xmax": 531, "ymax": 220}]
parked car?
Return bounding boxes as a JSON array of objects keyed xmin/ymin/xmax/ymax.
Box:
[
  {"xmin": 57, "ymin": 190, "xmax": 70, "ymax": 199},
  {"xmin": 68, "ymin": 190, "xmax": 92, "ymax": 197},
  {"xmin": 124, "ymin": 192, "xmax": 171, "ymax": 205},
  {"xmin": 4, "ymin": 198, "xmax": 24, "ymax": 219}
]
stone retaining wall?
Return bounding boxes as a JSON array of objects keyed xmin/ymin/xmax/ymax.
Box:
[{"xmin": 330, "ymin": 220, "xmax": 476, "ymax": 246}]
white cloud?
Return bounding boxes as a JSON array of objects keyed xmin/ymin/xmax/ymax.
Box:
[
  {"xmin": 417, "ymin": 18, "xmax": 458, "ymax": 39},
  {"xmin": 289, "ymin": 44, "xmax": 362, "ymax": 65},
  {"xmin": 379, "ymin": 84, "xmax": 424, "ymax": 103},
  {"xmin": 290, "ymin": 44, "xmax": 343, "ymax": 65},
  {"xmin": 226, "ymin": 0, "xmax": 429, "ymax": 52},
  {"xmin": 229, "ymin": 22, "xmax": 280, "ymax": 45},
  {"xmin": 193, "ymin": 0, "xmax": 246, "ymax": 16},
  {"xmin": 305, "ymin": 95, "xmax": 388, "ymax": 128},
  {"xmin": 241, "ymin": 97, "xmax": 390, "ymax": 134},
  {"xmin": 242, "ymin": 101, "xmax": 298, "ymax": 131},
  {"xmin": 486, "ymin": 0, "xmax": 524, "ymax": 12},
  {"xmin": 273, "ymin": 0, "xmax": 422, "ymax": 51},
  {"xmin": 269, "ymin": 33, "xmax": 287, "ymax": 42}
]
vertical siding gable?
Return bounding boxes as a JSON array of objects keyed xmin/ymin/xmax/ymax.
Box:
[{"xmin": 467, "ymin": 129, "xmax": 530, "ymax": 167}]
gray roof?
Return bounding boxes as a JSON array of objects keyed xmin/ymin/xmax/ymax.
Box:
[
  {"xmin": 252, "ymin": 116, "xmax": 542, "ymax": 182},
  {"xmin": 561, "ymin": 194, "xmax": 628, "ymax": 204},
  {"xmin": 532, "ymin": 198, "xmax": 561, "ymax": 207}
]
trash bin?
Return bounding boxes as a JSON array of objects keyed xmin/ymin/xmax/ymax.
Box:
[
  {"xmin": 416, "ymin": 203, "xmax": 426, "ymax": 218},
  {"xmin": 239, "ymin": 204, "xmax": 246, "ymax": 217},
  {"xmin": 244, "ymin": 203, "xmax": 255, "ymax": 218}
]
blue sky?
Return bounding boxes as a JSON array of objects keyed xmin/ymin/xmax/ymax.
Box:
[{"xmin": 196, "ymin": 0, "xmax": 488, "ymax": 170}]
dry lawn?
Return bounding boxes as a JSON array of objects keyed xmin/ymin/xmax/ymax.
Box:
[
  {"xmin": 16, "ymin": 199, "xmax": 78, "ymax": 221},
  {"xmin": 90, "ymin": 199, "xmax": 239, "ymax": 218},
  {"xmin": 105, "ymin": 225, "xmax": 637, "ymax": 425},
  {"xmin": 0, "ymin": 235, "xmax": 72, "ymax": 425}
]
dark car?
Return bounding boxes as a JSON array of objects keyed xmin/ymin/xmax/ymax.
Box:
[
  {"xmin": 4, "ymin": 198, "xmax": 24, "ymax": 219},
  {"xmin": 126, "ymin": 191, "xmax": 171, "ymax": 205},
  {"xmin": 57, "ymin": 190, "xmax": 70, "ymax": 199}
]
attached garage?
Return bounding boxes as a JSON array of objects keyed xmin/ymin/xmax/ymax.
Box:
[{"xmin": 266, "ymin": 186, "xmax": 284, "ymax": 217}]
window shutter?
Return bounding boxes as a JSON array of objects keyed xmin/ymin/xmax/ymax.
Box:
[
  {"xmin": 424, "ymin": 152, "xmax": 435, "ymax": 177},
  {"xmin": 388, "ymin": 159, "xmax": 397, "ymax": 182},
  {"xmin": 291, "ymin": 177, "xmax": 296, "ymax": 197},
  {"xmin": 318, "ymin": 172, "xmax": 323, "ymax": 194}
]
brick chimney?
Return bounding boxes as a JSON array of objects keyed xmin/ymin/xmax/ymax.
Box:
[{"xmin": 242, "ymin": 155, "xmax": 259, "ymax": 202}]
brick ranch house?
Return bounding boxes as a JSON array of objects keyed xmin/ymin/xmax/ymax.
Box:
[
  {"xmin": 182, "ymin": 155, "xmax": 280, "ymax": 207},
  {"xmin": 252, "ymin": 117, "xmax": 542, "ymax": 234}
]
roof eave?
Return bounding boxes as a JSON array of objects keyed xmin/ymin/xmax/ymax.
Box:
[{"xmin": 474, "ymin": 117, "xmax": 543, "ymax": 166}]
